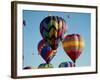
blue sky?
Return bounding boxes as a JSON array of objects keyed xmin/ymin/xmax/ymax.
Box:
[{"xmin": 23, "ymin": 10, "xmax": 91, "ymax": 68}]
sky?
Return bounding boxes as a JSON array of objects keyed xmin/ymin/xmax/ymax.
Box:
[{"xmin": 23, "ymin": 10, "xmax": 91, "ymax": 68}]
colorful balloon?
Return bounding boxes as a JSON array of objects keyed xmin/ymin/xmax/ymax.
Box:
[
  {"xmin": 62, "ymin": 34, "xmax": 85, "ymax": 63},
  {"xmin": 40, "ymin": 46, "xmax": 56, "ymax": 64},
  {"xmin": 40, "ymin": 16, "xmax": 67, "ymax": 50},
  {"xmin": 38, "ymin": 63, "xmax": 53, "ymax": 69},
  {"xmin": 59, "ymin": 61, "xmax": 75, "ymax": 68},
  {"xmin": 38, "ymin": 39, "xmax": 57, "ymax": 63}
]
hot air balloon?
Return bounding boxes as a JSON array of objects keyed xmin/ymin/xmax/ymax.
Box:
[
  {"xmin": 23, "ymin": 20, "xmax": 26, "ymax": 26},
  {"xmin": 38, "ymin": 63, "xmax": 53, "ymax": 69},
  {"xmin": 40, "ymin": 16, "xmax": 67, "ymax": 50},
  {"xmin": 62, "ymin": 34, "xmax": 85, "ymax": 63},
  {"xmin": 38, "ymin": 39, "xmax": 57, "ymax": 64},
  {"xmin": 40, "ymin": 46, "xmax": 56, "ymax": 64},
  {"xmin": 23, "ymin": 66, "xmax": 32, "ymax": 69},
  {"xmin": 59, "ymin": 61, "xmax": 75, "ymax": 68}
]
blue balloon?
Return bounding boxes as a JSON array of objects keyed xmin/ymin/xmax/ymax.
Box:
[
  {"xmin": 59, "ymin": 61, "xmax": 75, "ymax": 68},
  {"xmin": 40, "ymin": 46, "xmax": 56, "ymax": 64}
]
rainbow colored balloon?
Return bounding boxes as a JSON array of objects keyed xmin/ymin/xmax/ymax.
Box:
[
  {"xmin": 38, "ymin": 39, "xmax": 57, "ymax": 64},
  {"xmin": 40, "ymin": 16, "xmax": 67, "ymax": 50},
  {"xmin": 62, "ymin": 34, "xmax": 85, "ymax": 63},
  {"xmin": 59, "ymin": 61, "xmax": 75, "ymax": 68}
]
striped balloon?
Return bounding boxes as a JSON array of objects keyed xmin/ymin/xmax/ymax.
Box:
[
  {"xmin": 59, "ymin": 61, "xmax": 75, "ymax": 68},
  {"xmin": 38, "ymin": 63, "xmax": 53, "ymax": 69},
  {"xmin": 40, "ymin": 16, "xmax": 67, "ymax": 50},
  {"xmin": 62, "ymin": 34, "xmax": 85, "ymax": 63}
]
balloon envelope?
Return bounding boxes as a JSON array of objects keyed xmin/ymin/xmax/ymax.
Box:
[
  {"xmin": 40, "ymin": 46, "xmax": 56, "ymax": 63},
  {"xmin": 23, "ymin": 20, "xmax": 26, "ymax": 26},
  {"xmin": 62, "ymin": 34, "xmax": 85, "ymax": 63},
  {"xmin": 40, "ymin": 16, "xmax": 67, "ymax": 50},
  {"xmin": 59, "ymin": 61, "xmax": 75, "ymax": 68},
  {"xmin": 38, "ymin": 39, "xmax": 57, "ymax": 64},
  {"xmin": 23, "ymin": 66, "xmax": 32, "ymax": 69},
  {"xmin": 38, "ymin": 63, "xmax": 53, "ymax": 69}
]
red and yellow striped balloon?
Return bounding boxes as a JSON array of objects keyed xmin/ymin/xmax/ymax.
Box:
[{"xmin": 62, "ymin": 34, "xmax": 85, "ymax": 63}]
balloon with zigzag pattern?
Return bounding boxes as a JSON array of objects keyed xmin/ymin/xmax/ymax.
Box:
[{"xmin": 40, "ymin": 16, "xmax": 67, "ymax": 50}]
